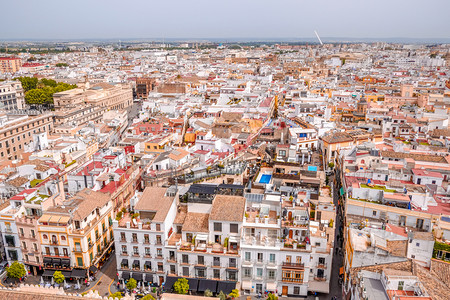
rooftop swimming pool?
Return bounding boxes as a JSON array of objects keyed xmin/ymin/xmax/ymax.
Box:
[{"xmin": 259, "ymin": 174, "xmax": 272, "ymax": 184}]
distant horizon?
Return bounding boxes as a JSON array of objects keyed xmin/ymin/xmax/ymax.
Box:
[
  {"xmin": 1, "ymin": 36, "xmax": 450, "ymax": 44},
  {"xmin": 1, "ymin": 0, "xmax": 449, "ymax": 42}
]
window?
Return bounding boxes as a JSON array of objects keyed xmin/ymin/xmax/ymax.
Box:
[
  {"xmin": 77, "ymin": 257, "xmax": 83, "ymax": 267},
  {"xmin": 133, "ymin": 246, "xmax": 139, "ymax": 255},
  {"xmin": 183, "ymin": 267, "xmax": 189, "ymax": 277},
  {"xmin": 157, "ymin": 248, "xmax": 162, "ymax": 257},
  {"xmin": 214, "ymin": 269, "xmax": 220, "ymax": 279},
  {"xmin": 257, "ymin": 253, "xmax": 263, "ymax": 262},
  {"xmin": 156, "ymin": 235, "xmax": 162, "ymax": 244},
  {"xmin": 245, "ymin": 252, "xmax": 252, "ymax": 261},
  {"xmin": 373, "ymin": 210, "xmax": 377, "ymax": 216},
  {"xmin": 279, "ymin": 150, "xmax": 286, "ymax": 157},
  {"xmin": 416, "ymin": 242, "xmax": 420, "ymax": 247},
  {"xmin": 243, "ymin": 268, "xmax": 251, "ymax": 278},
  {"xmin": 182, "ymin": 254, "xmax": 189, "ymax": 264},
  {"xmin": 43, "ymin": 234, "xmax": 48, "ymax": 240},
  {"xmin": 144, "ymin": 234, "xmax": 150, "ymax": 243},
  {"xmin": 158, "ymin": 262, "xmax": 163, "ymax": 272},
  {"xmin": 198, "ymin": 255, "xmax": 204, "ymax": 265},
  {"xmin": 61, "ymin": 236, "xmax": 66, "ymax": 241},
  {"xmin": 145, "ymin": 247, "xmax": 150, "ymax": 256},
  {"xmin": 230, "ymin": 223, "xmax": 238, "ymax": 233},
  {"xmin": 121, "ymin": 245, "xmax": 127, "ymax": 254},
  {"xmin": 121, "ymin": 232, "xmax": 126, "ymax": 241},
  {"xmin": 19, "ymin": 228, "xmax": 24, "ymax": 236},
  {"xmin": 33, "ymin": 243, "xmax": 38, "ymax": 251},
  {"xmin": 293, "ymin": 287, "xmax": 300, "ymax": 295},
  {"xmin": 214, "ymin": 222, "xmax": 222, "ymax": 232},
  {"xmin": 398, "ymin": 281, "xmax": 404, "ymax": 291},
  {"xmin": 269, "ymin": 254, "xmax": 275, "ymax": 263},
  {"xmin": 156, "ymin": 224, "xmax": 161, "ymax": 231},
  {"xmin": 132, "ymin": 233, "xmax": 138, "ymax": 242},
  {"xmin": 213, "ymin": 257, "xmax": 220, "ymax": 266},
  {"xmin": 256, "ymin": 268, "xmax": 263, "ymax": 278},
  {"xmin": 268, "ymin": 270, "xmax": 275, "ymax": 280}
]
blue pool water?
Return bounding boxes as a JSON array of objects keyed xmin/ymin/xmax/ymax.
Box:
[{"xmin": 259, "ymin": 174, "xmax": 272, "ymax": 184}]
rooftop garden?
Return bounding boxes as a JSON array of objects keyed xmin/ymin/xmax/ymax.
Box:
[
  {"xmin": 360, "ymin": 184, "xmax": 396, "ymax": 193},
  {"xmin": 30, "ymin": 179, "xmax": 44, "ymax": 187}
]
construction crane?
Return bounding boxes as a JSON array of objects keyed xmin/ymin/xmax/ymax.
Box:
[{"xmin": 314, "ymin": 30, "xmax": 323, "ymax": 46}]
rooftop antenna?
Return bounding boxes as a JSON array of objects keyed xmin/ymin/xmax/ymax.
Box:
[{"xmin": 314, "ymin": 30, "xmax": 323, "ymax": 46}]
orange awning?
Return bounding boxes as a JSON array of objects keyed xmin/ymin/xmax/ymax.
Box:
[{"xmin": 339, "ymin": 267, "xmax": 344, "ymax": 275}]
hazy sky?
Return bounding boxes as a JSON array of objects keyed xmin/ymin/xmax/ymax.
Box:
[{"xmin": 1, "ymin": 0, "xmax": 449, "ymax": 40}]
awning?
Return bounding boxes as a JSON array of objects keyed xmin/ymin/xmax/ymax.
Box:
[
  {"xmin": 42, "ymin": 269, "xmax": 54, "ymax": 277},
  {"xmin": 61, "ymin": 259, "xmax": 70, "ymax": 267},
  {"xmin": 121, "ymin": 271, "xmax": 130, "ymax": 280},
  {"xmin": 121, "ymin": 259, "xmax": 128, "ymax": 266},
  {"xmin": 132, "ymin": 273, "xmax": 143, "ymax": 281},
  {"xmin": 61, "ymin": 270, "xmax": 71, "ymax": 278},
  {"xmin": 89, "ymin": 265, "xmax": 98, "ymax": 273},
  {"xmin": 133, "ymin": 260, "xmax": 140, "ymax": 267},
  {"xmin": 163, "ymin": 276, "xmax": 179, "ymax": 291},
  {"xmin": 39, "ymin": 215, "xmax": 52, "ymax": 223},
  {"xmin": 228, "ymin": 236, "xmax": 239, "ymax": 243},
  {"xmin": 339, "ymin": 267, "xmax": 344, "ymax": 275},
  {"xmin": 71, "ymin": 269, "xmax": 86, "ymax": 278},
  {"xmin": 43, "ymin": 257, "xmax": 52, "ymax": 264},
  {"xmin": 187, "ymin": 278, "xmax": 199, "ymax": 291},
  {"xmin": 241, "ymin": 281, "xmax": 252, "ymax": 290},
  {"xmin": 52, "ymin": 258, "xmax": 61, "ymax": 266},
  {"xmin": 266, "ymin": 282, "xmax": 277, "ymax": 291},
  {"xmin": 196, "ymin": 234, "xmax": 208, "ymax": 241},
  {"xmin": 194, "ymin": 265, "xmax": 206, "ymax": 269},
  {"xmin": 198, "ymin": 279, "xmax": 218, "ymax": 293},
  {"xmin": 144, "ymin": 261, "xmax": 151, "ymax": 267},
  {"xmin": 217, "ymin": 281, "xmax": 236, "ymax": 294},
  {"xmin": 145, "ymin": 274, "xmax": 153, "ymax": 282}
]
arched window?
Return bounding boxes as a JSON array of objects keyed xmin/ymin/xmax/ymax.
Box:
[
  {"xmin": 61, "ymin": 236, "xmax": 66, "ymax": 241},
  {"xmin": 43, "ymin": 234, "xmax": 48, "ymax": 239}
]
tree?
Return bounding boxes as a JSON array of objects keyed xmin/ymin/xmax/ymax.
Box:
[
  {"xmin": 6, "ymin": 261, "xmax": 26, "ymax": 279},
  {"xmin": 56, "ymin": 63, "xmax": 69, "ymax": 67},
  {"xmin": 204, "ymin": 289, "xmax": 213, "ymax": 297},
  {"xmin": 173, "ymin": 278, "xmax": 189, "ymax": 295},
  {"xmin": 218, "ymin": 291, "xmax": 226, "ymax": 300},
  {"xmin": 53, "ymin": 270, "xmax": 65, "ymax": 284},
  {"xmin": 141, "ymin": 295, "xmax": 155, "ymax": 300},
  {"xmin": 328, "ymin": 162, "xmax": 335, "ymax": 169},
  {"xmin": 109, "ymin": 292, "xmax": 123, "ymax": 299},
  {"xmin": 126, "ymin": 278, "xmax": 137, "ymax": 290},
  {"xmin": 268, "ymin": 293, "xmax": 279, "ymax": 300},
  {"xmin": 228, "ymin": 289, "xmax": 240, "ymax": 299},
  {"xmin": 17, "ymin": 77, "xmax": 38, "ymax": 92}
]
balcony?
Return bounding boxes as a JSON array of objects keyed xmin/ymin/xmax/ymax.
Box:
[
  {"xmin": 282, "ymin": 262, "xmax": 305, "ymax": 269},
  {"xmin": 121, "ymin": 251, "xmax": 128, "ymax": 256},
  {"xmin": 167, "ymin": 257, "xmax": 177, "ymax": 263},
  {"xmin": 317, "ymin": 263, "xmax": 327, "ymax": 269},
  {"xmin": 228, "ymin": 262, "xmax": 237, "ymax": 269},
  {"xmin": 282, "ymin": 277, "xmax": 303, "ymax": 283},
  {"xmin": 314, "ymin": 276, "xmax": 327, "ymax": 281},
  {"xmin": 131, "ymin": 239, "xmax": 138, "ymax": 243}
]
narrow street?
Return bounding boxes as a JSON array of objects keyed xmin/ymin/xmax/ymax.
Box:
[{"xmin": 86, "ymin": 252, "xmax": 117, "ymax": 297}]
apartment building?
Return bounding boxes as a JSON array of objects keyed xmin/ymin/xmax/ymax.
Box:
[
  {"xmin": 0, "ymin": 56, "xmax": 22, "ymax": 73},
  {"xmin": 0, "ymin": 81, "xmax": 25, "ymax": 110},
  {"xmin": 114, "ymin": 187, "xmax": 178, "ymax": 286},
  {"xmin": 37, "ymin": 189, "xmax": 115, "ymax": 278},
  {"xmin": 136, "ymin": 77, "xmax": 156, "ymax": 99},
  {"xmin": 0, "ymin": 113, "xmax": 53, "ymax": 160}
]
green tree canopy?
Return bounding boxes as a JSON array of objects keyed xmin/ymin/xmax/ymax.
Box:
[
  {"xmin": 126, "ymin": 278, "xmax": 137, "ymax": 290},
  {"xmin": 56, "ymin": 63, "xmax": 69, "ymax": 67},
  {"xmin": 109, "ymin": 292, "xmax": 123, "ymax": 299},
  {"xmin": 218, "ymin": 291, "xmax": 226, "ymax": 300},
  {"xmin": 17, "ymin": 77, "xmax": 38, "ymax": 92},
  {"xmin": 173, "ymin": 277, "xmax": 189, "ymax": 295},
  {"xmin": 6, "ymin": 261, "xmax": 26, "ymax": 279},
  {"xmin": 204, "ymin": 289, "xmax": 213, "ymax": 297},
  {"xmin": 21, "ymin": 77, "xmax": 77, "ymax": 106},
  {"xmin": 141, "ymin": 295, "xmax": 155, "ymax": 300},
  {"xmin": 228, "ymin": 289, "xmax": 240, "ymax": 299},
  {"xmin": 53, "ymin": 270, "xmax": 65, "ymax": 284},
  {"xmin": 268, "ymin": 293, "xmax": 279, "ymax": 300}
]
